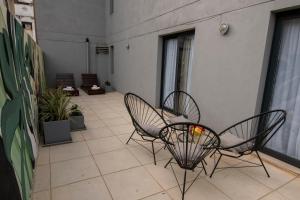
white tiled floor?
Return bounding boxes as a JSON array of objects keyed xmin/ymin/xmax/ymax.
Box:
[{"xmin": 33, "ymin": 91, "xmax": 300, "ymax": 200}]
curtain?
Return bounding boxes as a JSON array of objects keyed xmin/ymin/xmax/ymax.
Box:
[
  {"xmin": 163, "ymin": 39, "xmax": 178, "ymax": 108},
  {"xmin": 179, "ymin": 36, "xmax": 194, "ymax": 92},
  {"xmin": 267, "ymin": 17, "xmax": 300, "ymax": 160}
]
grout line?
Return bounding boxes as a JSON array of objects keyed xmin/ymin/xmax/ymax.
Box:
[
  {"xmin": 50, "ymin": 175, "xmax": 102, "ymax": 190},
  {"xmin": 256, "ymin": 176, "xmax": 298, "ymax": 200},
  {"xmin": 84, "ymin": 137, "xmax": 115, "ymax": 200}
]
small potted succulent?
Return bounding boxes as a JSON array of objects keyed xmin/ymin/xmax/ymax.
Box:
[
  {"xmin": 39, "ymin": 88, "xmax": 72, "ymax": 145},
  {"xmin": 69, "ymin": 104, "xmax": 86, "ymax": 131},
  {"xmin": 104, "ymin": 81, "xmax": 113, "ymax": 92}
]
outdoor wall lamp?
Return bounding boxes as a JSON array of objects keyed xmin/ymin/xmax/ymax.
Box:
[
  {"xmin": 219, "ymin": 23, "xmax": 230, "ymax": 35},
  {"xmin": 126, "ymin": 44, "xmax": 130, "ymax": 50}
]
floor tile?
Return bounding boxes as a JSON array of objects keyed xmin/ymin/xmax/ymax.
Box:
[
  {"xmin": 52, "ymin": 177, "xmax": 112, "ymax": 200},
  {"xmin": 81, "ymin": 127, "xmax": 114, "ymax": 140},
  {"xmin": 278, "ymin": 178, "xmax": 300, "ymax": 200},
  {"xmin": 71, "ymin": 132, "xmax": 85, "ymax": 142},
  {"xmin": 109, "ymin": 124, "xmax": 135, "ymax": 135},
  {"xmin": 117, "ymin": 132, "xmax": 139, "ymax": 146},
  {"xmin": 98, "ymin": 111, "xmax": 122, "ymax": 119},
  {"xmin": 128, "ymin": 145, "xmax": 171, "ymax": 165},
  {"xmin": 104, "ymin": 167, "xmax": 162, "ymax": 200},
  {"xmin": 94, "ymin": 148, "xmax": 140, "ymax": 174},
  {"xmin": 50, "ymin": 142, "xmax": 90, "ymax": 163},
  {"xmin": 51, "ymin": 156, "xmax": 100, "ymax": 187},
  {"xmin": 83, "ymin": 113, "xmax": 99, "ymax": 121},
  {"xmin": 33, "ymin": 165, "xmax": 50, "ymax": 192},
  {"xmin": 103, "ymin": 117, "xmax": 129, "ymax": 126},
  {"xmin": 32, "ymin": 190, "xmax": 50, "ymax": 200},
  {"xmin": 37, "ymin": 147, "xmax": 49, "ymax": 166},
  {"xmin": 239, "ymin": 161, "xmax": 295, "ymax": 189},
  {"xmin": 168, "ymin": 178, "xmax": 230, "ymax": 200},
  {"xmin": 87, "ymin": 136, "xmax": 124, "ymax": 155},
  {"xmin": 85, "ymin": 120, "xmax": 106, "ymax": 129},
  {"xmin": 206, "ymin": 168, "xmax": 271, "ymax": 200},
  {"xmin": 145, "ymin": 161, "xmax": 204, "ymax": 190},
  {"xmin": 260, "ymin": 191, "xmax": 290, "ymax": 200},
  {"xmin": 141, "ymin": 192, "xmax": 172, "ymax": 200}
]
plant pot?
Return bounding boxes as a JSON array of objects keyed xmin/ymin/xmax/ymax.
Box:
[
  {"xmin": 70, "ymin": 115, "xmax": 86, "ymax": 131},
  {"xmin": 105, "ymin": 85, "xmax": 113, "ymax": 92},
  {"xmin": 43, "ymin": 120, "xmax": 72, "ymax": 145}
]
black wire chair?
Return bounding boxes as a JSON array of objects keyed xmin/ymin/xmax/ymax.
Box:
[
  {"xmin": 162, "ymin": 91, "xmax": 204, "ymax": 169},
  {"xmin": 159, "ymin": 122, "xmax": 220, "ymax": 200},
  {"xmin": 161, "ymin": 91, "xmax": 200, "ymax": 124},
  {"xmin": 124, "ymin": 93, "xmax": 166, "ymax": 165},
  {"xmin": 210, "ymin": 109, "xmax": 286, "ymax": 178}
]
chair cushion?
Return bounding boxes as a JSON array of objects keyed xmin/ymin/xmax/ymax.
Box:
[
  {"xmin": 140, "ymin": 124, "xmax": 161, "ymax": 137},
  {"xmin": 219, "ymin": 132, "xmax": 248, "ymax": 153},
  {"xmin": 169, "ymin": 115, "xmax": 191, "ymax": 123}
]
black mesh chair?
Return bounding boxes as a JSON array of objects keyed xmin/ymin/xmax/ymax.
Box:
[
  {"xmin": 210, "ymin": 109, "xmax": 286, "ymax": 178},
  {"xmin": 159, "ymin": 123, "xmax": 220, "ymax": 200},
  {"xmin": 124, "ymin": 93, "xmax": 166, "ymax": 165},
  {"xmin": 161, "ymin": 91, "xmax": 200, "ymax": 124}
]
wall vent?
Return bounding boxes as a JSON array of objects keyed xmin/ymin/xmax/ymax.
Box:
[{"xmin": 96, "ymin": 46, "xmax": 109, "ymax": 54}]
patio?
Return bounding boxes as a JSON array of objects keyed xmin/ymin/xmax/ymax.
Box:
[{"xmin": 32, "ymin": 91, "xmax": 300, "ymax": 200}]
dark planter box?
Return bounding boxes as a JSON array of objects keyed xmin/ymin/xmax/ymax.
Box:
[
  {"xmin": 70, "ymin": 115, "xmax": 86, "ymax": 131},
  {"xmin": 105, "ymin": 85, "xmax": 114, "ymax": 92},
  {"xmin": 43, "ymin": 120, "xmax": 72, "ymax": 145}
]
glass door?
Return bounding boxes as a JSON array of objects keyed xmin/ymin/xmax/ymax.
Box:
[
  {"xmin": 261, "ymin": 10, "xmax": 300, "ymax": 167},
  {"xmin": 161, "ymin": 31, "xmax": 194, "ymax": 109}
]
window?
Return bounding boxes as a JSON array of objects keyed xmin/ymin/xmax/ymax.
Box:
[
  {"xmin": 110, "ymin": 46, "xmax": 114, "ymax": 74},
  {"xmin": 161, "ymin": 31, "xmax": 195, "ymax": 107},
  {"xmin": 110, "ymin": 0, "xmax": 114, "ymax": 14}
]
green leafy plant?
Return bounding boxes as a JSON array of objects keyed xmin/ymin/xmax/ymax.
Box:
[
  {"xmin": 105, "ymin": 81, "xmax": 111, "ymax": 86},
  {"xmin": 39, "ymin": 88, "xmax": 72, "ymax": 122},
  {"xmin": 70, "ymin": 104, "xmax": 83, "ymax": 116}
]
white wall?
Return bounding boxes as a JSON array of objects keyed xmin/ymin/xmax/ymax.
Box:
[{"xmin": 105, "ymin": 0, "xmax": 300, "ymax": 131}]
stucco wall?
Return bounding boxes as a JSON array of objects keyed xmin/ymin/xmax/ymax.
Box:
[
  {"xmin": 105, "ymin": 0, "xmax": 300, "ymax": 131},
  {"xmin": 35, "ymin": 0, "xmax": 107, "ymax": 87}
]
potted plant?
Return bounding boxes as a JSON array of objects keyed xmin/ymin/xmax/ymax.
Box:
[
  {"xmin": 69, "ymin": 104, "xmax": 86, "ymax": 131},
  {"xmin": 104, "ymin": 81, "xmax": 113, "ymax": 92},
  {"xmin": 39, "ymin": 88, "xmax": 72, "ymax": 145}
]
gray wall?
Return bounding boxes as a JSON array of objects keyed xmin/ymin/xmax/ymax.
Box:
[
  {"xmin": 35, "ymin": 0, "xmax": 108, "ymax": 87},
  {"xmin": 105, "ymin": 0, "xmax": 300, "ymax": 131}
]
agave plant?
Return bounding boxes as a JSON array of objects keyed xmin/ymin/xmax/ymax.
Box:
[{"xmin": 39, "ymin": 88, "xmax": 72, "ymax": 122}]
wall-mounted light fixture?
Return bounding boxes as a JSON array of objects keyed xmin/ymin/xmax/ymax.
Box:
[
  {"xmin": 126, "ymin": 44, "xmax": 130, "ymax": 50},
  {"xmin": 219, "ymin": 23, "xmax": 230, "ymax": 35}
]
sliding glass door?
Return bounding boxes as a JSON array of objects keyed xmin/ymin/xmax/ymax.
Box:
[
  {"xmin": 262, "ymin": 10, "xmax": 300, "ymax": 167},
  {"xmin": 161, "ymin": 31, "xmax": 194, "ymax": 108}
]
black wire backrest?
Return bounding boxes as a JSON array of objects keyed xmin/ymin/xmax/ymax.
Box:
[
  {"xmin": 162, "ymin": 91, "xmax": 201, "ymax": 124},
  {"xmin": 219, "ymin": 109, "xmax": 286, "ymax": 153},
  {"xmin": 159, "ymin": 123, "xmax": 220, "ymax": 170},
  {"xmin": 124, "ymin": 93, "xmax": 166, "ymax": 138}
]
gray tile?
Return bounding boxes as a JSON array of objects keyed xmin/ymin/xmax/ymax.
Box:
[{"xmin": 51, "ymin": 156, "xmax": 100, "ymax": 187}]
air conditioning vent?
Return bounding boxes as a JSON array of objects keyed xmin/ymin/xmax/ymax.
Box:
[{"xmin": 96, "ymin": 46, "xmax": 109, "ymax": 54}]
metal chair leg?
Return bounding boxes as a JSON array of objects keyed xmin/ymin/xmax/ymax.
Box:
[
  {"xmin": 164, "ymin": 158, "xmax": 173, "ymax": 168},
  {"xmin": 182, "ymin": 169, "xmax": 187, "ymax": 200},
  {"xmin": 151, "ymin": 142, "xmax": 156, "ymax": 165},
  {"xmin": 210, "ymin": 153, "xmax": 222, "ymax": 178},
  {"xmin": 201, "ymin": 161, "xmax": 207, "ymax": 175},
  {"xmin": 256, "ymin": 151, "xmax": 270, "ymax": 178},
  {"xmin": 210, "ymin": 149, "xmax": 217, "ymax": 158},
  {"xmin": 126, "ymin": 130, "xmax": 136, "ymax": 144}
]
